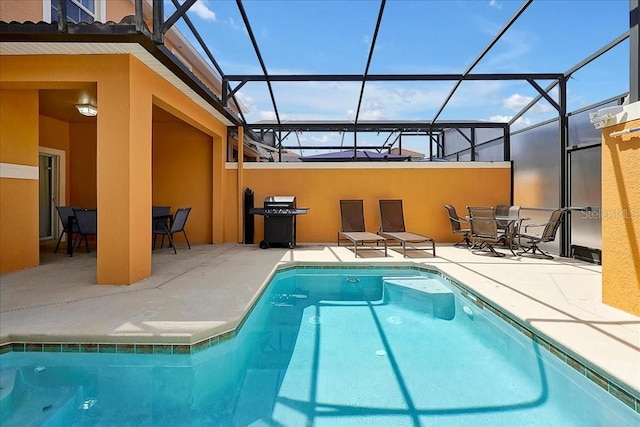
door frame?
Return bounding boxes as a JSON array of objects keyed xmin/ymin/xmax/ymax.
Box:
[{"xmin": 38, "ymin": 147, "xmax": 66, "ymax": 241}]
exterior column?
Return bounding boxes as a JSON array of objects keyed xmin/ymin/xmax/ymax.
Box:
[
  {"xmin": 96, "ymin": 58, "xmax": 152, "ymax": 284},
  {"xmin": 212, "ymin": 132, "xmax": 226, "ymax": 244},
  {"xmin": 237, "ymin": 126, "xmax": 244, "ymax": 243}
]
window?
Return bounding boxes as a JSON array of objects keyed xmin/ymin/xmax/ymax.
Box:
[{"xmin": 51, "ymin": 0, "xmax": 96, "ymax": 23}]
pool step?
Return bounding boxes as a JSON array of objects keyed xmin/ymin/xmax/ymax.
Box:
[
  {"xmin": 383, "ymin": 276, "xmax": 455, "ymax": 320},
  {"xmin": 0, "ymin": 368, "xmax": 81, "ymax": 426},
  {"xmin": 0, "ymin": 369, "xmax": 18, "ymax": 423}
]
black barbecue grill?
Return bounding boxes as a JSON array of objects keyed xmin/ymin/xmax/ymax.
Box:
[{"xmin": 250, "ymin": 196, "xmax": 309, "ymax": 249}]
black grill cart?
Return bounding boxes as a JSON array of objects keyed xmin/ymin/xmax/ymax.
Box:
[{"xmin": 249, "ymin": 196, "xmax": 309, "ymax": 249}]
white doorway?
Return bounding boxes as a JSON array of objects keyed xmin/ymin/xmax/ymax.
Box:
[{"xmin": 38, "ymin": 147, "xmax": 66, "ymax": 241}]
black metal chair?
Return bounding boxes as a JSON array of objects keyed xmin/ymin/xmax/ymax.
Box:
[
  {"xmin": 72, "ymin": 208, "xmax": 97, "ymax": 253},
  {"xmin": 153, "ymin": 207, "xmax": 191, "ymax": 254},
  {"xmin": 517, "ymin": 208, "xmax": 567, "ymax": 259},
  {"xmin": 444, "ymin": 204, "xmax": 471, "ymax": 247},
  {"xmin": 152, "ymin": 205, "xmax": 171, "ymax": 232},
  {"xmin": 54, "ymin": 206, "xmax": 79, "ymax": 253},
  {"xmin": 467, "ymin": 206, "xmax": 506, "ymax": 257}
]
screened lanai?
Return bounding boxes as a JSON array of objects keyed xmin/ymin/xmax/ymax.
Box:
[
  {"xmin": 155, "ymin": 0, "xmax": 637, "ymax": 261},
  {"xmin": 0, "ymin": 0, "xmax": 638, "ymax": 277}
]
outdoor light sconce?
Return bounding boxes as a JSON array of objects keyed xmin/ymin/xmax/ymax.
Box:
[{"xmin": 76, "ymin": 104, "xmax": 97, "ymax": 117}]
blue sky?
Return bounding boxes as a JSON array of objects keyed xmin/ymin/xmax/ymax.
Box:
[{"xmin": 169, "ymin": 0, "xmax": 630, "ymax": 152}]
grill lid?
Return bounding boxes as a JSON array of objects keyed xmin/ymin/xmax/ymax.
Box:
[{"xmin": 264, "ymin": 196, "xmax": 295, "ymax": 204}]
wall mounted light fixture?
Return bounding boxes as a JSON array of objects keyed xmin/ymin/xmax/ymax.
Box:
[{"xmin": 76, "ymin": 104, "xmax": 97, "ymax": 117}]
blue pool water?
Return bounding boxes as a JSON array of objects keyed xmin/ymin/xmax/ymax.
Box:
[{"xmin": 1, "ymin": 268, "xmax": 638, "ymax": 426}]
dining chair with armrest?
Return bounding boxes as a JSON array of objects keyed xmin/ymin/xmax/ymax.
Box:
[
  {"xmin": 467, "ymin": 206, "xmax": 506, "ymax": 257},
  {"xmin": 444, "ymin": 205, "xmax": 471, "ymax": 247},
  {"xmin": 517, "ymin": 208, "xmax": 567, "ymax": 259}
]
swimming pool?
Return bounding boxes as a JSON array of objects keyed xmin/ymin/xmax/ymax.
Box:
[{"xmin": 1, "ymin": 267, "xmax": 638, "ymax": 426}]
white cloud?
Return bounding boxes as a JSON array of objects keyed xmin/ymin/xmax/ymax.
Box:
[
  {"xmin": 236, "ymin": 79, "xmax": 510, "ymax": 123},
  {"xmin": 191, "ymin": 1, "xmax": 216, "ymax": 21},
  {"xmin": 310, "ymin": 134, "xmax": 337, "ymax": 144},
  {"xmin": 503, "ymin": 93, "xmax": 553, "ymax": 114},
  {"xmin": 488, "ymin": 1, "xmax": 502, "ymax": 9},
  {"xmin": 489, "ymin": 115, "xmax": 511, "ymax": 123},
  {"xmin": 223, "ymin": 16, "xmax": 244, "ymax": 31},
  {"xmin": 503, "ymin": 93, "xmax": 532, "ymax": 111},
  {"xmin": 347, "ymin": 99, "xmax": 388, "ymax": 121},
  {"xmin": 489, "ymin": 114, "xmax": 531, "ymax": 129},
  {"xmin": 258, "ymin": 110, "xmax": 277, "ymax": 121}
]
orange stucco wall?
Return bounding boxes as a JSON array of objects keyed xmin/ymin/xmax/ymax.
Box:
[
  {"xmin": 0, "ymin": 0, "xmax": 130, "ymax": 23},
  {"xmin": 0, "ymin": 54, "xmax": 228, "ymax": 284},
  {"xmin": 69, "ymin": 122, "xmax": 97, "ymax": 208},
  {"xmin": 0, "ymin": 90, "xmax": 39, "ymax": 273},
  {"xmin": 226, "ymin": 164, "xmax": 512, "ymax": 244},
  {"xmin": 104, "ymin": 0, "xmax": 135, "ymax": 22},
  {"xmin": 602, "ymin": 117, "xmax": 640, "ymax": 316},
  {"xmin": 152, "ymin": 120, "xmax": 213, "ymax": 244},
  {"xmin": 0, "ymin": 0, "xmax": 42, "ymax": 22}
]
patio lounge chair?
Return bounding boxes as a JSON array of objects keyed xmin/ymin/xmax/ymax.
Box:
[
  {"xmin": 338, "ymin": 199, "xmax": 387, "ymax": 257},
  {"xmin": 379, "ymin": 199, "xmax": 435, "ymax": 257},
  {"xmin": 444, "ymin": 204, "xmax": 471, "ymax": 247},
  {"xmin": 467, "ymin": 206, "xmax": 506, "ymax": 257},
  {"xmin": 517, "ymin": 208, "xmax": 567, "ymax": 259},
  {"xmin": 153, "ymin": 207, "xmax": 192, "ymax": 254}
]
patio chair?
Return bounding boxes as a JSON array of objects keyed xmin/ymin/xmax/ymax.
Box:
[
  {"xmin": 153, "ymin": 207, "xmax": 191, "ymax": 254},
  {"xmin": 338, "ymin": 200, "xmax": 387, "ymax": 257},
  {"xmin": 517, "ymin": 208, "xmax": 567, "ymax": 259},
  {"xmin": 444, "ymin": 204, "xmax": 471, "ymax": 247},
  {"xmin": 467, "ymin": 206, "xmax": 506, "ymax": 257},
  {"xmin": 72, "ymin": 208, "xmax": 97, "ymax": 253},
  {"xmin": 379, "ymin": 199, "xmax": 435, "ymax": 257},
  {"xmin": 54, "ymin": 205, "xmax": 79, "ymax": 253}
]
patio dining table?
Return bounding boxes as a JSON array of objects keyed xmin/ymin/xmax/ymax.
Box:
[
  {"xmin": 495, "ymin": 215, "xmax": 530, "ymax": 255},
  {"xmin": 66, "ymin": 212, "xmax": 175, "ymax": 256}
]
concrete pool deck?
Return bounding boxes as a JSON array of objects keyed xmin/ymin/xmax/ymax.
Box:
[{"xmin": 1, "ymin": 243, "xmax": 639, "ymax": 402}]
